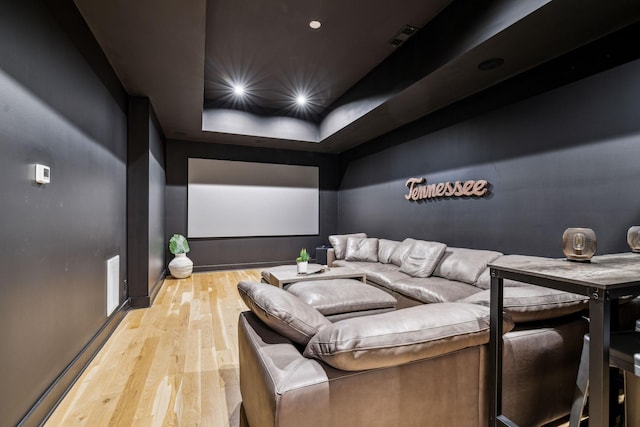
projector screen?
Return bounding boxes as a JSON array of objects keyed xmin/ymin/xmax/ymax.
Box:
[{"xmin": 188, "ymin": 158, "xmax": 319, "ymax": 238}]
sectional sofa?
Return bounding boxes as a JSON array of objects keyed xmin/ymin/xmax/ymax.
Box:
[{"xmin": 238, "ymin": 233, "xmax": 595, "ymax": 427}]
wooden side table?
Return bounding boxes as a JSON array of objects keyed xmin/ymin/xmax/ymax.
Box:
[{"xmin": 268, "ymin": 265, "xmax": 366, "ymax": 288}]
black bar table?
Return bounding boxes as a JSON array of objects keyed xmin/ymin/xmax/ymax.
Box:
[{"xmin": 489, "ymin": 253, "xmax": 640, "ymax": 427}]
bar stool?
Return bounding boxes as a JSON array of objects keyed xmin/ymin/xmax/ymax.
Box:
[{"xmin": 570, "ymin": 320, "xmax": 640, "ymax": 427}]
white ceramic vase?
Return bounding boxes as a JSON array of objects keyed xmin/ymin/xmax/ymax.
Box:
[
  {"xmin": 169, "ymin": 253, "xmax": 193, "ymax": 278},
  {"xmin": 297, "ymin": 261, "xmax": 308, "ymax": 274}
]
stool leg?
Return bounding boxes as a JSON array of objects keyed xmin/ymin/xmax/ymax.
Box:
[
  {"xmin": 625, "ymin": 371, "xmax": 640, "ymax": 427},
  {"xmin": 570, "ymin": 335, "xmax": 590, "ymax": 427}
]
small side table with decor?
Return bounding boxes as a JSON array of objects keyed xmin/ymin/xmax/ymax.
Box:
[
  {"xmin": 488, "ymin": 253, "xmax": 640, "ymax": 427},
  {"xmin": 263, "ymin": 265, "xmax": 366, "ymax": 289}
]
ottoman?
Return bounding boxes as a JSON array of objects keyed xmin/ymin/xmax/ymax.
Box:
[{"xmin": 287, "ymin": 279, "xmax": 397, "ymax": 321}]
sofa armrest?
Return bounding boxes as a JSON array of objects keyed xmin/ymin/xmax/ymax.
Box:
[
  {"xmin": 239, "ymin": 312, "xmax": 331, "ymax": 427},
  {"xmin": 327, "ymin": 248, "xmax": 335, "ymax": 267}
]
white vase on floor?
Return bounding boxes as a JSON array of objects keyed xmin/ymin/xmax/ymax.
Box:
[
  {"xmin": 297, "ymin": 261, "xmax": 308, "ymax": 274},
  {"xmin": 169, "ymin": 253, "xmax": 193, "ymax": 278}
]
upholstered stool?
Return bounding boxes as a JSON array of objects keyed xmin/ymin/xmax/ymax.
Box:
[
  {"xmin": 570, "ymin": 320, "xmax": 640, "ymax": 427},
  {"xmin": 286, "ymin": 279, "xmax": 397, "ymax": 321}
]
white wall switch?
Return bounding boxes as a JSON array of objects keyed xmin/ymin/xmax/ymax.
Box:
[{"xmin": 35, "ymin": 164, "xmax": 50, "ymax": 184}]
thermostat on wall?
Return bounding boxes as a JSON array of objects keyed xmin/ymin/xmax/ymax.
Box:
[{"xmin": 35, "ymin": 164, "xmax": 50, "ymax": 184}]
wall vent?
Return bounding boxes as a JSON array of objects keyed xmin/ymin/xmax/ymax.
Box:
[
  {"xmin": 106, "ymin": 255, "xmax": 120, "ymax": 316},
  {"xmin": 390, "ymin": 24, "xmax": 420, "ymax": 48}
]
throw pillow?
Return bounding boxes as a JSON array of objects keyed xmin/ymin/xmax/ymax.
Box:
[
  {"xmin": 345, "ymin": 237, "xmax": 379, "ymax": 262},
  {"xmin": 237, "ymin": 281, "xmax": 331, "ymax": 345},
  {"xmin": 432, "ymin": 247, "xmax": 502, "ymax": 284},
  {"xmin": 378, "ymin": 239, "xmax": 400, "ymax": 264},
  {"xmin": 328, "ymin": 232, "xmax": 367, "ymax": 260},
  {"xmin": 389, "ymin": 238, "xmax": 417, "ymax": 266},
  {"xmin": 399, "ymin": 240, "xmax": 447, "ymax": 277},
  {"xmin": 304, "ymin": 303, "xmax": 514, "ymax": 371}
]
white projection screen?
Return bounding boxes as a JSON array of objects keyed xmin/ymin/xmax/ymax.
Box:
[{"xmin": 188, "ymin": 158, "xmax": 319, "ymax": 238}]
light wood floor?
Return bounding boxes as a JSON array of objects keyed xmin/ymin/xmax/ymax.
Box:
[{"xmin": 45, "ymin": 269, "xmax": 261, "ymax": 427}]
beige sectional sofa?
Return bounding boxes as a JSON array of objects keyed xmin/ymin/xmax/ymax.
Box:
[{"xmin": 238, "ymin": 233, "xmax": 593, "ymax": 427}]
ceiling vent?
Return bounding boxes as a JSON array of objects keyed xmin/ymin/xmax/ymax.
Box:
[{"xmin": 390, "ymin": 24, "xmax": 420, "ymax": 48}]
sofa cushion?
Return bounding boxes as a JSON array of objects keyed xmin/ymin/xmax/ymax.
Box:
[
  {"xmin": 378, "ymin": 239, "xmax": 400, "ymax": 264},
  {"xmin": 345, "ymin": 236, "xmax": 379, "ymax": 262},
  {"xmin": 474, "ymin": 268, "xmax": 531, "ymax": 290},
  {"xmin": 389, "ymin": 238, "xmax": 417, "ymax": 266},
  {"xmin": 332, "ymin": 259, "xmax": 375, "ymax": 269},
  {"xmin": 360, "ymin": 263, "xmax": 402, "ymax": 285},
  {"xmin": 399, "ymin": 240, "xmax": 447, "ymax": 278},
  {"xmin": 304, "ymin": 303, "xmax": 514, "ymax": 371},
  {"xmin": 390, "ymin": 276, "xmax": 483, "ymax": 303},
  {"xmin": 474, "ymin": 255, "xmax": 551, "ymax": 290},
  {"xmin": 459, "ymin": 285, "xmax": 589, "ymax": 323},
  {"xmin": 287, "ymin": 279, "xmax": 396, "ymax": 316},
  {"xmin": 433, "ymin": 247, "xmax": 503, "ymax": 284},
  {"xmin": 366, "ymin": 268, "xmax": 411, "ymax": 288},
  {"xmin": 329, "ymin": 232, "xmax": 367, "ymax": 260},
  {"xmin": 237, "ymin": 281, "xmax": 331, "ymax": 345}
]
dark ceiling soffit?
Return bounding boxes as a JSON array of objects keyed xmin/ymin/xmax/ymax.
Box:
[
  {"xmin": 200, "ymin": 0, "xmax": 550, "ymax": 145},
  {"xmin": 341, "ymin": 20, "xmax": 640, "ymax": 166},
  {"xmin": 201, "ymin": 0, "xmax": 640, "ymax": 153}
]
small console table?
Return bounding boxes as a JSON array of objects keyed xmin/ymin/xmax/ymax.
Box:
[
  {"xmin": 268, "ymin": 266, "xmax": 366, "ymax": 288},
  {"xmin": 489, "ymin": 253, "xmax": 640, "ymax": 427}
]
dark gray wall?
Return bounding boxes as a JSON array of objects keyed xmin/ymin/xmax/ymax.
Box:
[
  {"xmin": 149, "ymin": 114, "xmax": 167, "ymax": 293},
  {"xmin": 338, "ymin": 58, "xmax": 640, "ymax": 257},
  {"xmin": 0, "ymin": 0, "xmax": 127, "ymax": 425},
  {"xmin": 166, "ymin": 140, "xmax": 339, "ymax": 269},
  {"xmin": 128, "ymin": 97, "xmax": 166, "ymax": 307}
]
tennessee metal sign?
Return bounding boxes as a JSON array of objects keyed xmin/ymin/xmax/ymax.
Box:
[{"xmin": 404, "ymin": 177, "xmax": 488, "ymax": 201}]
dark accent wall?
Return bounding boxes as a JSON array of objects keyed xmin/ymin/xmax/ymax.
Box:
[
  {"xmin": 166, "ymin": 141, "xmax": 339, "ymax": 269},
  {"xmin": 337, "ymin": 57, "xmax": 640, "ymax": 257},
  {"xmin": 0, "ymin": 0, "xmax": 128, "ymax": 425},
  {"xmin": 128, "ymin": 97, "xmax": 167, "ymax": 308}
]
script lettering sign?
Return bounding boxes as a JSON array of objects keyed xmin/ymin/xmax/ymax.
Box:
[{"xmin": 405, "ymin": 177, "xmax": 488, "ymax": 201}]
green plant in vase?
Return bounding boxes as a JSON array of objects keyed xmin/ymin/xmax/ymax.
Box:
[
  {"xmin": 296, "ymin": 248, "xmax": 310, "ymax": 274},
  {"xmin": 169, "ymin": 234, "xmax": 190, "ymax": 255},
  {"xmin": 168, "ymin": 234, "xmax": 193, "ymax": 279}
]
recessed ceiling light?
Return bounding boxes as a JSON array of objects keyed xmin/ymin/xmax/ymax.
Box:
[
  {"xmin": 309, "ymin": 20, "xmax": 321, "ymax": 30},
  {"xmin": 232, "ymin": 84, "xmax": 245, "ymax": 96},
  {"xmin": 296, "ymin": 95, "xmax": 307, "ymax": 106}
]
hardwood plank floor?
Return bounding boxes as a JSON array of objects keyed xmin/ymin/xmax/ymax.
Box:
[{"xmin": 45, "ymin": 269, "xmax": 261, "ymax": 427}]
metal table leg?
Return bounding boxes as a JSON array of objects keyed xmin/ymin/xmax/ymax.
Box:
[
  {"xmin": 588, "ymin": 290, "xmax": 611, "ymax": 427},
  {"xmin": 490, "ymin": 273, "xmax": 504, "ymax": 427}
]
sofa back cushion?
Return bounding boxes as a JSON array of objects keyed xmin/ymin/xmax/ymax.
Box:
[
  {"xmin": 474, "ymin": 254, "xmax": 551, "ymax": 289},
  {"xmin": 237, "ymin": 281, "xmax": 331, "ymax": 345},
  {"xmin": 304, "ymin": 302, "xmax": 514, "ymax": 371},
  {"xmin": 378, "ymin": 239, "xmax": 400, "ymax": 264},
  {"xmin": 433, "ymin": 247, "xmax": 503, "ymax": 284},
  {"xmin": 329, "ymin": 232, "xmax": 367, "ymax": 260},
  {"xmin": 399, "ymin": 240, "xmax": 447, "ymax": 278},
  {"xmin": 459, "ymin": 286, "xmax": 588, "ymax": 323},
  {"xmin": 345, "ymin": 236, "xmax": 379, "ymax": 262},
  {"xmin": 389, "ymin": 238, "xmax": 417, "ymax": 266}
]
